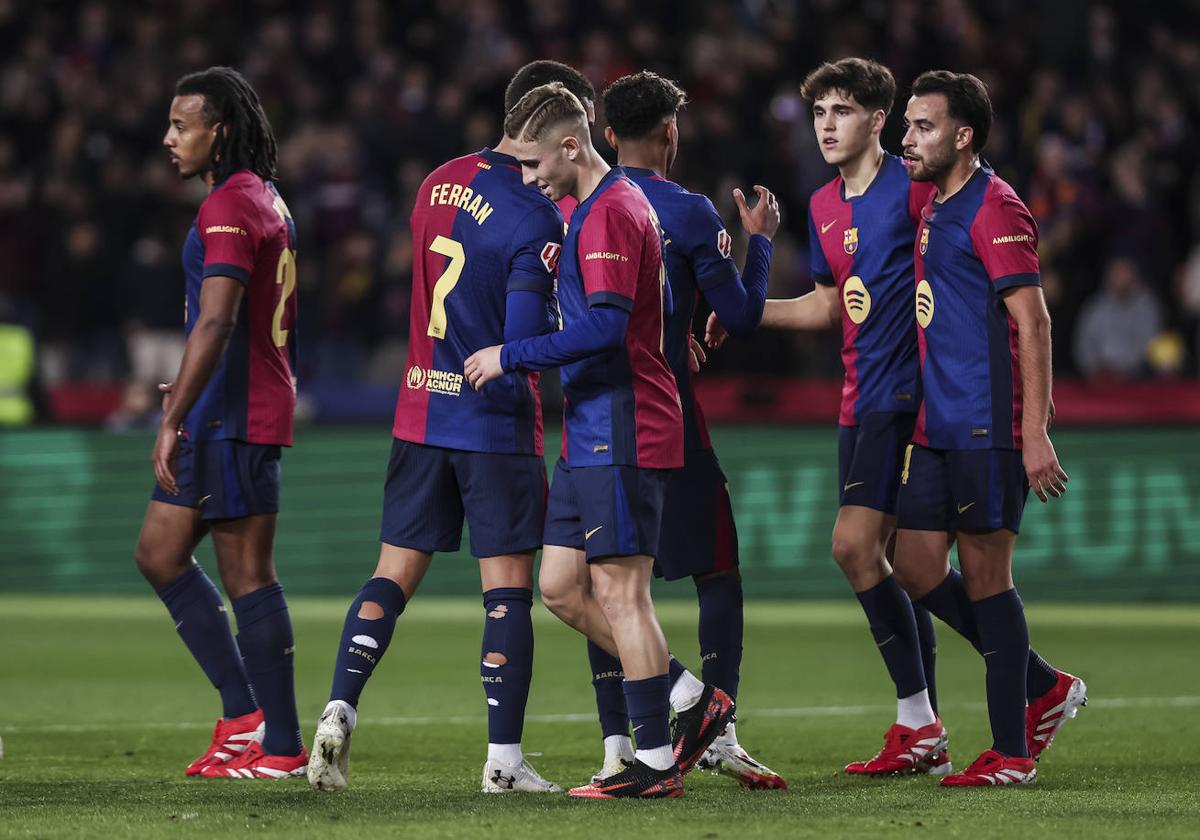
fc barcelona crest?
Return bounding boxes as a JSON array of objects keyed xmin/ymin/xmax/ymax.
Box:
[
  {"xmin": 843, "ymin": 227, "xmax": 859, "ymax": 255},
  {"xmin": 920, "ymin": 226, "xmax": 929, "ymax": 255}
]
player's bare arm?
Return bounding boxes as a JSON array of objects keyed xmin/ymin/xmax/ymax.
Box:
[
  {"xmin": 153, "ymin": 275, "xmax": 244, "ymax": 493},
  {"xmin": 1003, "ymin": 284, "xmax": 1068, "ymax": 502}
]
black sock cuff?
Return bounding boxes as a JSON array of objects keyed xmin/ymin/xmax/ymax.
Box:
[
  {"xmin": 232, "ymin": 582, "xmax": 287, "ymax": 627},
  {"xmin": 358, "ymin": 576, "xmax": 407, "ymax": 614},
  {"xmin": 482, "ymin": 587, "xmax": 533, "ymax": 609},
  {"xmin": 972, "ymin": 588, "xmax": 1024, "ymax": 620},
  {"xmin": 156, "ymin": 564, "xmax": 208, "ymax": 611}
]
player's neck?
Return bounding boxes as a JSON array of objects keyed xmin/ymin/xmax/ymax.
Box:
[
  {"xmin": 571, "ymin": 147, "xmax": 612, "ymax": 203},
  {"xmin": 202, "ymin": 170, "xmax": 215, "ymax": 191},
  {"xmin": 616, "ymin": 142, "xmax": 667, "ymax": 178},
  {"xmin": 935, "ymin": 156, "xmax": 980, "ymax": 202},
  {"xmin": 839, "ymin": 144, "xmax": 884, "ymax": 198},
  {"xmin": 493, "ymin": 136, "xmax": 518, "ymax": 157}
]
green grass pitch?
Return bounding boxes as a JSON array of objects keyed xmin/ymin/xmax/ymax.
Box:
[{"xmin": 1, "ymin": 596, "xmax": 1197, "ymax": 838}]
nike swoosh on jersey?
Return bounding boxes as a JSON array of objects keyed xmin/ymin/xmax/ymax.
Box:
[
  {"xmin": 198, "ymin": 494, "xmax": 212, "ymax": 506},
  {"xmin": 843, "ymin": 481, "xmax": 865, "ymax": 491},
  {"xmin": 821, "ymin": 219, "xmax": 837, "ymax": 234},
  {"xmin": 957, "ymin": 502, "xmax": 975, "ymax": 514},
  {"xmin": 585, "ymin": 526, "xmax": 604, "ymax": 540}
]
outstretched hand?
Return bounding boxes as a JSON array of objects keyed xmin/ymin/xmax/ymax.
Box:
[{"xmin": 734, "ymin": 185, "xmax": 780, "ymax": 240}]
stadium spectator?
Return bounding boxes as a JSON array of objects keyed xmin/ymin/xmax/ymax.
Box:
[{"xmin": 1074, "ymin": 255, "xmax": 1164, "ymax": 380}]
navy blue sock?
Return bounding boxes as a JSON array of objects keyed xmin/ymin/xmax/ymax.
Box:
[
  {"xmin": 330, "ymin": 577, "xmax": 406, "ymax": 708},
  {"xmin": 855, "ymin": 575, "xmax": 928, "ymax": 698},
  {"xmin": 232, "ymin": 583, "xmax": 301, "ymax": 756},
  {"xmin": 667, "ymin": 655, "xmax": 686, "ymax": 685},
  {"xmin": 587, "ymin": 640, "xmax": 629, "ymax": 739},
  {"xmin": 481, "ymin": 588, "xmax": 534, "ymax": 744},
  {"xmin": 157, "ymin": 565, "xmax": 257, "ymax": 719},
  {"xmin": 622, "ymin": 674, "xmax": 671, "ymax": 751},
  {"xmin": 695, "ymin": 573, "xmax": 743, "ymax": 700},
  {"xmin": 919, "ymin": 568, "xmax": 1057, "ymax": 702},
  {"xmin": 973, "ymin": 589, "xmax": 1030, "ymax": 758},
  {"xmin": 913, "ymin": 602, "xmax": 938, "ymax": 714}
]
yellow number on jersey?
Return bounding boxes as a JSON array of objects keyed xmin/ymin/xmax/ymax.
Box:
[
  {"xmin": 272, "ymin": 248, "xmax": 297, "ymax": 348},
  {"xmin": 427, "ymin": 235, "xmax": 465, "ymax": 339}
]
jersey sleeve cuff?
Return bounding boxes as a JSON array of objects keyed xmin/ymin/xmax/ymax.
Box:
[
  {"xmin": 993, "ymin": 272, "xmax": 1041, "ymax": 291},
  {"xmin": 812, "ymin": 270, "xmax": 836, "ymax": 287},
  {"xmin": 586, "ymin": 291, "xmax": 634, "ymax": 312},
  {"xmin": 506, "ymin": 274, "xmax": 553, "ymax": 295},
  {"xmin": 202, "ymin": 263, "xmax": 251, "ymax": 284}
]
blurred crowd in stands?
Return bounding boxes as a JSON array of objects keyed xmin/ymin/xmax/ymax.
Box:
[{"xmin": 1, "ymin": 0, "xmax": 1197, "ymax": 425}]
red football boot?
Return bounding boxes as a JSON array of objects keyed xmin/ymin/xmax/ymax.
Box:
[
  {"xmin": 941, "ymin": 749, "xmax": 1036, "ymax": 787},
  {"xmin": 844, "ymin": 719, "xmax": 948, "ymax": 775},
  {"xmin": 185, "ymin": 710, "xmax": 264, "ymax": 777},
  {"xmin": 200, "ymin": 741, "xmax": 308, "ymax": 779},
  {"xmin": 1027, "ymin": 670, "xmax": 1088, "ymax": 760}
]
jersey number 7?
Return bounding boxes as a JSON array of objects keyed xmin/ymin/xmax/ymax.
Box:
[{"xmin": 427, "ymin": 235, "xmax": 465, "ymax": 339}]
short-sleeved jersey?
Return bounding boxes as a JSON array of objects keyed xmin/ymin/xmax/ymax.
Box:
[
  {"xmin": 557, "ymin": 169, "xmax": 683, "ymax": 468},
  {"xmin": 393, "ymin": 149, "xmax": 562, "ymax": 455},
  {"xmin": 809, "ymin": 154, "xmax": 935, "ymax": 427},
  {"xmin": 621, "ymin": 166, "xmax": 738, "ymax": 452},
  {"xmin": 181, "ymin": 170, "xmax": 298, "ymax": 446},
  {"xmin": 913, "ymin": 165, "xmax": 1041, "ymax": 450}
]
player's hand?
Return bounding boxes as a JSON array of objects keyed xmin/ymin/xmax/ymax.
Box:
[
  {"xmin": 734, "ymin": 185, "xmax": 781, "ymax": 240},
  {"xmin": 158, "ymin": 382, "xmax": 174, "ymax": 414},
  {"xmin": 1023, "ymin": 430, "xmax": 1068, "ymax": 502},
  {"xmin": 153, "ymin": 422, "xmax": 181, "ymax": 496},
  {"xmin": 688, "ymin": 335, "xmax": 706, "ymax": 373},
  {"xmin": 464, "ymin": 345, "xmax": 505, "ymax": 390},
  {"xmin": 705, "ymin": 311, "xmax": 729, "ymax": 349}
]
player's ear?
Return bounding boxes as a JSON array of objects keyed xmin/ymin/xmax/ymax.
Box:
[
  {"xmin": 604, "ymin": 125, "xmax": 618, "ymax": 153},
  {"xmin": 562, "ymin": 133, "xmax": 580, "ymax": 161},
  {"xmin": 956, "ymin": 124, "xmax": 973, "ymax": 152},
  {"xmin": 871, "ymin": 109, "xmax": 886, "ymax": 135}
]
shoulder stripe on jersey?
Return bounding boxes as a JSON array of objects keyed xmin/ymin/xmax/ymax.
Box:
[
  {"xmin": 202, "ymin": 263, "xmax": 251, "ymax": 284},
  {"xmin": 586, "ymin": 290, "xmax": 634, "ymax": 311}
]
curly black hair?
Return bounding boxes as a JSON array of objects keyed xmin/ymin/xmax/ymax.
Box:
[
  {"xmin": 602, "ymin": 71, "xmax": 687, "ymax": 140},
  {"xmin": 505, "ymin": 60, "xmax": 595, "ymax": 113},
  {"xmin": 175, "ymin": 66, "xmax": 277, "ymax": 182}
]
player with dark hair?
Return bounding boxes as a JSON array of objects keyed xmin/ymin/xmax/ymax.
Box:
[
  {"xmin": 589, "ymin": 70, "xmax": 787, "ymax": 790},
  {"xmin": 137, "ymin": 66, "xmax": 305, "ymax": 779},
  {"xmin": 895, "ymin": 69, "xmax": 1085, "ymax": 787},
  {"xmin": 710, "ymin": 56, "xmax": 953, "ymax": 776},
  {"xmin": 305, "ymin": 67, "xmax": 574, "ymax": 795},
  {"xmin": 466, "ymin": 82, "xmax": 734, "ymax": 799},
  {"xmin": 505, "ymin": 59, "xmax": 596, "ymax": 119}
]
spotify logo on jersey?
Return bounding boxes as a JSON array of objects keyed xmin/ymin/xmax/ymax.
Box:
[
  {"xmin": 916, "ymin": 280, "xmax": 935, "ymax": 328},
  {"xmin": 843, "ymin": 276, "xmax": 871, "ymax": 324}
]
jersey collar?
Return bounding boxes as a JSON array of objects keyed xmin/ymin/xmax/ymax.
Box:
[{"xmin": 478, "ymin": 147, "xmax": 519, "ymax": 168}]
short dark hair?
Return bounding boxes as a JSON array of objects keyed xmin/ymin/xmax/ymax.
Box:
[
  {"xmin": 175, "ymin": 66, "xmax": 277, "ymax": 182},
  {"xmin": 505, "ymin": 60, "xmax": 595, "ymax": 113},
  {"xmin": 800, "ymin": 58, "xmax": 896, "ymax": 115},
  {"xmin": 910, "ymin": 70, "xmax": 993, "ymax": 152},
  {"xmin": 602, "ymin": 71, "xmax": 688, "ymax": 140},
  {"xmin": 504, "ymin": 82, "xmax": 588, "ymax": 143}
]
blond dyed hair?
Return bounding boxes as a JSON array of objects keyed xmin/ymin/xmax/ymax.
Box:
[{"xmin": 504, "ymin": 82, "xmax": 588, "ymax": 143}]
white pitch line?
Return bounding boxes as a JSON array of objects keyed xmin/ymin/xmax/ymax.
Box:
[{"xmin": 1, "ymin": 696, "xmax": 1196, "ymax": 736}]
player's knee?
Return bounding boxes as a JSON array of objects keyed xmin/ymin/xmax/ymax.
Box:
[
  {"xmin": 134, "ymin": 539, "xmax": 183, "ymax": 586},
  {"xmin": 540, "ymin": 584, "xmax": 581, "ymax": 625}
]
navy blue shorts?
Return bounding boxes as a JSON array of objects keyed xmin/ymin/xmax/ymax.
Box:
[
  {"xmin": 543, "ymin": 459, "xmax": 670, "ymax": 562},
  {"xmin": 896, "ymin": 444, "xmax": 1029, "ymax": 534},
  {"xmin": 379, "ymin": 439, "xmax": 546, "ymax": 557},
  {"xmin": 837, "ymin": 412, "xmax": 917, "ymax": 514},
  {"xmin": 151, "ymin": 438, "xmax": 281, "ymax": 521},
  {"xmin": 655, "ymin": 448, "xmax": 738, "ymax": 580}
]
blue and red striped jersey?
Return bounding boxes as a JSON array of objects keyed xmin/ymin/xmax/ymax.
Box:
[
  {"xmin": 392, "ymin": 148, "xmax": 562, "ymax": 455},
  {"xmin": 808, "ymin": 153, "xmax": 935, "ymax": 426},
  {"xmin": 181, "ymin": 171, "xmax": 298, "ymax": 446},
  {"xmin": 913, "ymin": 165, "xmax": 1041, "ymax": 450},
  {"xmin": 557, "ymin": 169, "xmax": 683, "ymax": 468},
  {"xmin": 620, "ymin": 167, "xmax": 741, "ymax": 452}
]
